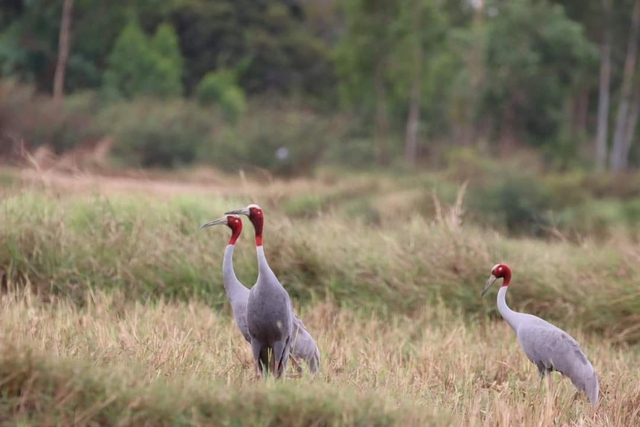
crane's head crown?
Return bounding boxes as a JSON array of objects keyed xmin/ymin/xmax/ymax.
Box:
[
  {"xmin": 199, "ymin": 214, "xmax": 243, "ymax": 245},
  {"xmin": 481, "ymin": 263, "xmax": 512, "ymax": 297},
  {"xmin": 224, "ymin": 204, "xmax": 264, "ymax": 221},
  {"xmin": 491, "ymin": 263, "xmax": 511, "ymax": 279},
  {"xmin": 224, "ymin": 204, "xmax": 265, "ymax": 246}
]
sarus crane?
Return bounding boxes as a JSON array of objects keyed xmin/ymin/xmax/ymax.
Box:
[
  {"xmin": 224, "ymin": 204, "xmax": 294, "ymax": 379},
  {"xmin": 481, "ymin": 263, "xmax": 599, "ymax": 406},
  {"xmin": 199, "ymin": 214, "xmax": 320, "ymax": 375}
]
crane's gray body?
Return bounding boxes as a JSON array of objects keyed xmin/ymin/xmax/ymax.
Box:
[
  {"xmin": 222, "ymin": 245, "xmax": 320, "ymax": 373},
  {"xmin": 247, "ymin": 245, "xmax": 294, "ymax": 378},
  {"xmin": 496, "ymin": 286, "xmax": 599, "ymax": 406}
]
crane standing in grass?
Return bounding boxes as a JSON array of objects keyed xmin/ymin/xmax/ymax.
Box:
[
  {"xmin": 481, "ymin": 263, "xmax": 599, "ymax": 407},
  {"xmin": 202, "ymin": 208, "xmax": 319, "ymax": 377}
]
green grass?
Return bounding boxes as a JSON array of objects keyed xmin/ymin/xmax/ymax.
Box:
[{"xmin": 1, "ymin": 188, "xmax": 640, "ymax": 343}]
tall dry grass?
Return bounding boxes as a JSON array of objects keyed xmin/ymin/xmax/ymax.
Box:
[
  {"xmin": 1, "ymin": 188, "xmax": 640, "ymax": 342},
  {"xmin": 0, "ymin": 290, "xmax": 638, "ymax": 425}
]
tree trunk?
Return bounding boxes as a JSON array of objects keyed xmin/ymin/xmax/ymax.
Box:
[
  {"xmin": 596, "ymin": 0, "xmax": 612, "ymax": 171},
  {"xmin": 622, "ymin": 82, "xmax": 640, "ymax": 169},
  {"xmin": 374, "ymin": 61, "xmax": 389, "ymax": 166},
  {"xmin": 571, "ymin": 91, "xmax": 589, "ymax": 137},
  {"xmin": 611, "ymin": 0, "xmax": 640, "ymax": 171},
  {"xmin": 53, "ymin": 0, "xmax": 74, "ymax": 103},
  {"xmin": 404, "ymin": 2, "xmax": 423, "ymax": 165}
]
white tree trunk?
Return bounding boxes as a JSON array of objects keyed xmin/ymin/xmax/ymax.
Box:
[
  {"xmin": 611, "ymin": 0, "xmax": 640, "ymax": 171},
  {"xmin": 404, "ymin": 1, "xmax": 423, "ymax": 165},
  {"xmin": 596, "ymin": 0, "xmax": 612, "ymax": 171},
  {"xmin": 53, "ymin": 0, "xmax": 74, "ymax": 103},
  {"xmin": 622, "ymin": 83, "xmax": 640, "ymax": 169}
]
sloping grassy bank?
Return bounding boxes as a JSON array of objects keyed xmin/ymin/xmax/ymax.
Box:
[
  {"xmin": 1, "ymin": 190, "xmax": 639, "ymax": 343},
  {"xmin": 0, "ymin": 344, "xmax": 438, "ymax": 426}
]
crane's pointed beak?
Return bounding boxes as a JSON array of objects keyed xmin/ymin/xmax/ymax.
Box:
[
  {"xmin": 225, "ymin": 207, "xmax": 250, "ymax": 216},
  {"xmin": 481, "ymin": 275, "xmax": 498, "ymax": 297},
  {"xmin": 199, "ymin": 216, "xmax": 228, "ymax": 230}
]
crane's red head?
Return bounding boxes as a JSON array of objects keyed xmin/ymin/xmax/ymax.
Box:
[
  {"xmin": 481, "ymin": 263, "xmax": 512, "ymax": 297},
  {"xmin": 199, "ymin": 214, "xmax": 243, "ymax": 245},
  {"xmin": 224, "ymin": 204, "xmax": 264, "ymax": 246}
]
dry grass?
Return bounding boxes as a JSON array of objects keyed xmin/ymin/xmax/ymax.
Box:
[
  {"xmin": 0, "ymin": 171, "xmax": 639, "ymax": 425},
  {"xmin": 0, "ymin": 291, "xmax": 638, "ymax": 426}
]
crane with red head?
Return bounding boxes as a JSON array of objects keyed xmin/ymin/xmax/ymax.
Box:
[
  {"xmin": 481, "ymin": 263, "xmax": 599, "ymax": 406},
  {"xmin": 200, "ymin": 210, "xmax": 320, "ymax": 376},
  {"xmin": 224, "ymin": 203, "xmax": 320, "ymax": 378}
]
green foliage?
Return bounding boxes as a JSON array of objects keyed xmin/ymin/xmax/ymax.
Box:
[
  {"xmin": 103, "ymin": 20, "xmax": 183, "ymax": 99},
  {"xmin": 169, "ymin": 0, "xmax": 336, "ymax": 99},
  {"xmin": 204, "ymin": 103, "xmax": 348, "ymax": 176},
  {"xmin": 3, "ymin": 189, "xmax": 640, "ymax": 343},
  {"xmin": 477, "ymin": 0, "xmax": 598, "ymax": 146},
  {"xmin": 469, "ymin": 173, "xmax": 553, "ymax": 235},
  {"xmin": 196, "ymin": 70, "xmax": 247, "ymax": 120},
  {"xmin": 96, "ymin": 99, "xmax": 213, "ymax": 168}
]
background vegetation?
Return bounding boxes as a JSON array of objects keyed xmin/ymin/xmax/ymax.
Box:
[{"xmin": 2, "ymin": 0, "xmax": 640, "ymax": 174}]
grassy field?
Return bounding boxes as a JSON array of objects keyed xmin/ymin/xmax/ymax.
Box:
[{"xmin": 1, "ymin": 168, "xmax": 640, "ymax": 426}]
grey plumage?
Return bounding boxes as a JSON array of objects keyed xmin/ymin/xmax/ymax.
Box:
[
  {"xmin": 246, "ymin": 254, "xmax": 294, "ymax": 379},
  {"xmin": 200, "ymin": 214, "xmax": 320, "ymax": 375},
  {"xmin": 481, "ymin": 263, "xmax": 599, "ymax": 407}
]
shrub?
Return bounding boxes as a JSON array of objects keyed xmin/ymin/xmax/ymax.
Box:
[
  {"xmin": 468, "ymin": 172, "xmax": 552, "ymax": 235},
  {"xmin": 0, "ymin": 82, "xmax": 100, "ymax": 156},
  {"xmin": 96, "ymin": 99, "xmax": 215, "ymax": 168},
  {"xmin": 196, "ymin": 70, "xmax": 246, "ymax": 121},
  {"xmin": 203, "ymin": 103, "xmax": 349, "ymax": 176}
]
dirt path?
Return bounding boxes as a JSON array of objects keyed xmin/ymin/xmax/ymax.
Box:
[{"xmin": 13, "ymin": 167, "xmax": 335, "ymax": 199}]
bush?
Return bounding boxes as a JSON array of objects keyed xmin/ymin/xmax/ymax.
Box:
[
  {"xmin": 203, "ymin": 103, "xmax": 349, "ymax": 176},
  {"xmin": 0, "ymin": 82, "xmax": 100, "ymax": 156},
  {"xmin": 96, "ymin": 99, "xmax": 215, "ymax": 168},
  {"xmin": 468, "ymin": 172, "xmax": 552, "ymax": 235},
  {"xmin": 196, "ymin": 70, "xmax": 246, "ymax": 121}
]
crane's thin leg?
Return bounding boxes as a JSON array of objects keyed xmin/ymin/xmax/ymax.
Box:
[
  {"xmin": 280, "ymin": 340, "xmax": 291, "ymax": 377},
  {"xmin": 535, "ymin": 365, "xmax": 546, "ymax": 402},
  {"xmin": 250, "ymin": 339, "xmax": 263, "ymax": 380},
  {"xmin": 260, "ymin": 347, "xmax": 270, "ymax": 379},
  {"xmin": 272, "ymin": 340, "xmax": 285, "ymax": 379},
  {"xmin": 545, "ymin": 371, "xmax": 556, "ymax": 405}
]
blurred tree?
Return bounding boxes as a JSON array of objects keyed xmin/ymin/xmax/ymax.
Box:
[
  {"xmin": 335, "ymin": 0, "xmax": 399, "ymax": 165},
  {"xmin": 169, "ymin": 0, "xmax": 335, "ymax": 100},
  {"xmin": 610, "ymin": 0, "xmax": 640, "ymax": 171},
  {"xmin": 474, "ymin": 0, "xmax": 598, "ymax": 154},
  {"xmin": 151, "ymin": 22, "xmax": 184, "ymax": 78},
  {"xmin": 396, "ymin": 0, "xmax": 448, "ymax": 165},
  {"xmin": 103, "ymin": 19, "xmax": 183, "ymax": 99}
]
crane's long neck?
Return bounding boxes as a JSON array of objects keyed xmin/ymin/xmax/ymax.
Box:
[
  {"xmin": 251, "ymin": 214, "xmax": 276, "ymax": 280},
  {"xmin": 497, "ymin": 285, "xmax": 520, "ymax": 332},
  {"xmin": 256, "ymin": 245, "xmax": 277, "ymax": 281},
  {"xmin": 222, "ymin": 244, "xmax": 246, "ymax": 303}
]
